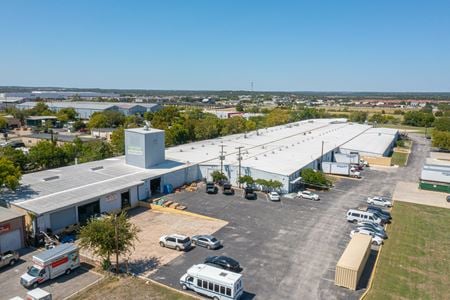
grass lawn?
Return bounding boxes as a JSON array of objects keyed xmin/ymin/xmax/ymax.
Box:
[
  {"xmin": 365, "ymin": 202, "xmax": 450, "ymax": 300},
  {"xmin": 391, "ymin": 151, "xmax": 409, "ymax": 166},
  {"xmin": 69, "ymin": 276, "xmax": 195, "ymax": 300}
]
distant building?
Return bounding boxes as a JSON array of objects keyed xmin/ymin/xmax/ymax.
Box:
[
  {"xmin": 22, "ymin": 133, "xmax": 95, "ymax": 147},
  {"xmin": 17, "ymin": 101, "xmax": 161, "ymax": 119},
  {"xmin": 0, "ymin": 91, "xmax": 120, "ymax": 100},
  {"xmin": 25, "ymin": 116, "xmax": 58, "ymax": 128},
  {"xmin": 91, "ymin": 128, "xmax": 115, "ymax": 141}
]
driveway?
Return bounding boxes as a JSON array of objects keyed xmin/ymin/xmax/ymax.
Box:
[
  {"xmin": 148, "ymin": 134, "xmax": 431, "ymax": 300},
  {"xmin": 0, "ymin": 249, "xmax": 102, "ymax": 300}
]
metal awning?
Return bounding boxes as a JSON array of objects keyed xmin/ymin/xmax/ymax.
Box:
[{"xmin": 290, "ymin": 177, "xmax": 302, "ymax": 184}]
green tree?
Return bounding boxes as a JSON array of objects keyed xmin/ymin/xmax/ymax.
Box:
[
  {"xmin": 28, "ymin": 140, "xmax": 67, "ymax": 169},
  {"xmin": 30, "ymin": 102, "xmax": 53, "ymax": 116},
  {"xmin": 88, "ymin": 113, "xmax": 109, "ymax": 129},
  {"xmin": 166, "ymin": 123, "xmax": 189, "ymax": 146},
  {"xmin": 211, "ymin": 171, "xmax": 227, "ymax": 183},
  {"xmin": 0, "ymin": 146, "xmax": 29, "ymax": 171},
  {"xmin": 194, "ymin": 117, "xmax": 220, "ymax": 140},
  {"xmin": 238, "ymin": 175, "xmax": 254, "ymax": 186},
  {"xmin": 111, "ymin": 127, "xmax": 125, "ymax": 155},
  {"xmin": 78, "ymin": 212, "xmax": 140, "ymax": 273},
  {"xmin": 265, "ymin": 108, "xmax": 291, "ymax": 127},
  {"xmin": 78, "ymin": 141, "xmax": 113, "ymax": 163},
  {"xmin": 72, "ymin": 120, "xmax": 86, "ymax": 131},
  {"xmin": 300, "ymin": 168, "xmax": 331, "ymax": 188},
  {"xmin": 348, "ymin": 111, "xmax": 368, "ymax": 123},
  {"xmin": 403, "ymin": 111, "xmax": 435, "ymax": 127},
  {"xmin": 56, "ymin": 108, "xmax": 78, "ymax": 122},
  {"xmin": 433, "ymin": 117, "xmax": 450, "ymax": 132},
  {"xmin": 432, "ymin": 130, "xmax": 450, "ymax": 150},
  {"xmin": 0, "ymin": 157, "xmax": 22, "ymax": 191},
  {"xmin": 236, "ymin": 103, "xmax": 244, "ymax": 112},
  {"xmin": 0, "ymin": 117, "xmax": 7, "ymax": 129},
  {"xmin": 221, "ymin": 117, "xmax": 247, "ymax": 135}
]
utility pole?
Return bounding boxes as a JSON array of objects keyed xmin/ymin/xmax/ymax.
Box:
[
  {"xmin": 114, "ymin": 214, "xmax": 119, "ymax": 274},
  {"xmin": 219, "ymin": 143, "xmax": 226, "ymax": 175},
  {"xmin": 236, "ymin": 146, "xmax": 244, "ymax": 187}
]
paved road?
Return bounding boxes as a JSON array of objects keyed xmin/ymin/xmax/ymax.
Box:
[{"xmin": 151, "ymin": 134, "xmax": 430, "ymax": 300}]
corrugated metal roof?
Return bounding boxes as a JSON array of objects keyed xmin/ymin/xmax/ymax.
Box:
[
  {"xmin": 336, "ymin": 233, "xmax": 372, "ymax": 270},
  {"xmin": 0, "ymin": 207, "xmax": 25, "ymax": 223},
  {"xmin": 340, "ymin": 127, "xmax": 398, "ymax": 156}
]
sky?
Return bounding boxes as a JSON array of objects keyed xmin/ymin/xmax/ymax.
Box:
[{"xmin": 1, "ymin": 1, "xmax": 450, "ymax": 92}]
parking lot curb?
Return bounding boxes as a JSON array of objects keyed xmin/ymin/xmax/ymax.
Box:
[
  {"xmin": 137, "ymin": 275, "xmax": 202, "ymax": 300},
  {"xmin": 326, "ymin": 174, "xmax": 362, "ymax": 181},
  {"xmin": 150, "ymin": 204, "xmax": 227, "ymax": 223}
]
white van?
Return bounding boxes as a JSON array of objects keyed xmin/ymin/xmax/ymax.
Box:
[
  {"xmin": 180, "ymin": 264, "xmax": 244, "ymax": 300},
  {"xmin": 346, "ymin": 209, "xmax": 383, "ymax": 224}
]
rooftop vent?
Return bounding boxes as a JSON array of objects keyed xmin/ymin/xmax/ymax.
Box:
[
  {"xmin": 202, "ymin": 144, "xmax": 205, "ymax": 147},
  {"xmin": 191, "ymin": 147, "xmax": 195, "ymax": 150},
  {"xmin": 43, "ymin": 175, "xmax": 59, "ymax": 182},
  {"xmin": 219, "ymin": 272, "xmax": 228, "ymax": 277},
  {"xmin": 179, "ymin": 149, "xmax": 183, "ymax": 152},
  {"xmin": 90, "ymin": 166, "xmax": 104, "ymax": 171},
  {"xmin": 255, "ymin": 157, "xmax": 258, "ymax": 160}
]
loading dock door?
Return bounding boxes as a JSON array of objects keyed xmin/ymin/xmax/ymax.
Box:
[
  {"xmin": 78, "ymin": 200, "xmax": 100, "ymax": 225},
  {"xmin": 50, "ymin": 207, "xmax": 77, "ymax": 233},
  {"xmin": 150, "ymin": 177, "xmax": 161, "ymax": 195},
  {"xmin": 0, "ymin": 229, "xmax": 21, "ymax": 252}
]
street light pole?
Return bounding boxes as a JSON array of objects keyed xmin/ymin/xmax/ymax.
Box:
[{"xmin": 219, "ymin": 143, "xmax": 226, "ymax": 175}]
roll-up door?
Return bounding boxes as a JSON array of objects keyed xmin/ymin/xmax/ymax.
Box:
[{"xmin": 50, "ymin": 207, "xmax": 77, "ymax": 232}]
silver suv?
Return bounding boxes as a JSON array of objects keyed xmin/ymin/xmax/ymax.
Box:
[{"xmin": 159, "ymin": 234, "xmax": 191, "ymax": 251}]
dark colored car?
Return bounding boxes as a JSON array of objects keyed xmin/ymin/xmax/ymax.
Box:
[
  {"xmin": 367, "ymin": 205, "xmax": 392, "ymax": 219},
  {"xmin": 447, "ymin": 195, "xmax": 450, "ymax": 202},
  {"xmin": 206, "ymin": 182, "xmax": 218, "ymax": 194},
  {"xmin": 205, "ymin": 256, "xmax": 241, "ymax": 272},
  {"xmin": 244, "ymin": 187, "xmax": 257, "ymax": 200},
  {"xmin": 222, "ymin": 182, "xmax": 235, "ymax": 195}
]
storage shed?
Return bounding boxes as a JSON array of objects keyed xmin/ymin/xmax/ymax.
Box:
[{"xmin": 335, "ymin": 233, "xmax": 372, "ymax": 290}]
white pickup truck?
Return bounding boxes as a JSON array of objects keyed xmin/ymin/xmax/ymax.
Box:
[{"xmin": 0, "ymin": 250, "xmax": 19, "ymax": 269}]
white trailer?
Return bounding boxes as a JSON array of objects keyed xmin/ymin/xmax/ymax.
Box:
[
  {"xmin": 20, "ymin": 243, "xmax": 80, "ymax": 289},
  {"xmin": 335, "ymin": 153, "xmax": 360, "ymax": 164},
  {"xmin": 322, "ymin": 162, "xmax": 361, "ymax": 178}
]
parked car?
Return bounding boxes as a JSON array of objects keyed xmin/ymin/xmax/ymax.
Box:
[
  {"xmin": 206, "ymin": 182, "xmax": 218, "ymax": 194},
  {"xmin": 346, "ymin": 209, "xmax": 384, "ymax": 225},
  {"xmin": 367, "ymin": 196, "xmax": 392, "ymax": 207},
  {"xmin": 356, "ymin": 226, "xmax": 387, "ymax": 239},
  {"xmin": 366, "ymin": 205, "xmax": 392, "ymax": 219},
  {"xmin": 244, "ymin": 187, "xmax": 257, "ymax": 200},
  {"xmin": 447, "ymin": 195, "xmax": 450, "ymax": 202},
  {"xmin": 159, "ymin": 234, "xmax": 191, "ymax": 251},
  {"xmin": 268, "ymin": 192, "xmax": 280, "ymax": 201},
  {"xmin": 350, "ymin": 229, "xmax": 383, "ymax": 246},
  {"xmin": 0, "ymin": 251, "xmax": 19, "ymax": 269},
  {"xmin": 297, "ymin": 190, "xmax": 319, "ymax": 201},
  {"xmin": 192, "ymin": 235, "xmax": 221, "ymax": 250},
  {"xmin": 222, "ymin": 182, "xmax": 234, "ymax": 195},
  {"xmin": 205, "ymin": 256, "xmax": 241, "ymax": 272},
  {"xmin": 357, "ymin": 221, "xmax": 386, "ymax": 237}
]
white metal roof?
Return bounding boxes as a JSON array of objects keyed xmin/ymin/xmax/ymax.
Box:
[
  {"xmin": 9, "ymin": 157, "xmax": 188, "ymax": 215},
  {"xmin": 340, "ymin": 127, "xmax": 398, "ymax": 156},
  {"xmin": 17, "ymin": 101, "xmax": 158, "ymax": 111},
  {"xmin": 187, "ymin": 264, "xmax": 242, "ymax": 285},
  {"xmin": 420, "ymin": 168, "xmax": 450, "ymax": 184},
  {"xmin": 0, "ymin": 207, "xmax": 25, "ymax": 223}
]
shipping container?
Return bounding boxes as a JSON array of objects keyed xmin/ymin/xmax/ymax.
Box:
[{"xmin": 335, "ymin": 233, "xmax": 372, "ymax": 290}]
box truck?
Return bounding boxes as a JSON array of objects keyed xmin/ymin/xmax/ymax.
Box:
[
  {"xmin": 322, "ymin": 162, "xmax": 361, "ymax": 178},
  {"xmin": 20, "ymin": 243, "xmax": 80, "ymax": 289}
]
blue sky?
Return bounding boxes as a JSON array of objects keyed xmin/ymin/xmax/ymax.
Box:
[{"xmin": 1, "ymin": 1, "xmax": 449, "ymax": 92}]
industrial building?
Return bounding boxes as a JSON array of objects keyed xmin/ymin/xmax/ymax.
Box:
[
  {"xmin": 8, "ymin": 119, "xmax": 398, "ymax": 236},
  {"xmin": 419, "ymin": 156, "xmax": 450, "ymax": 193},
  {"xmin": 16, "ymin": 101, "xmax": 161, "ymax": 119},
  {"xmin": 340, "ymin": 127, "xmax": 399, "ymax": 157},
  {"xmin": 0, "ymin": 207, "xmax": 26, "ymax": 252},
  {"xmin": 0, "ymin": 91, "xmax": 120, "ymax": 100}
]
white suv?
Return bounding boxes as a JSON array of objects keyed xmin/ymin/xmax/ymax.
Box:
[
  {"xmin": 159, "ymin": 234, "xmax": 191, "ymax": 251},
  {"xmin": 297, "ymin": 190, "xmax": 319, "ymax": 201},
  {"xmin": 350, "ymin": 229, "xmax": 383, "ymax": 246}
]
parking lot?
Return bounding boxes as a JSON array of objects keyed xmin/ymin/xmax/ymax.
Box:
[
  {"xmin": 0, "ymin": 249, "xmax": 102, "ymax": 300},
  {"xmin": 150, "ymin": 135, "xmax": 428, "ymax": 300}
]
